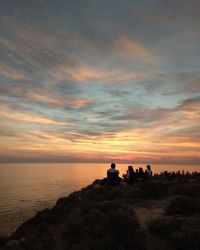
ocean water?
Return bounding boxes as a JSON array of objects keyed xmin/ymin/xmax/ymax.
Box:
[{"xmin": 0, "ymin": 163, "xmax": 199, "ymax": 236}]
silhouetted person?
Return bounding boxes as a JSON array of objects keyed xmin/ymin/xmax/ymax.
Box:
[
  {"xmin": 186, "ymin": 171, "xmax": 190, "ymax": 176},
  {"xmin": 123, "ymin": 166, "xmax": 136, "ymax": 184},
  {"xmin": 135, "ymin": 169, "xmax": 139, "ymax": 178},
  {"xmin": 171, "ymin": 171, "xmax": 176, "ymax": 178},
  {"xmin": 138, "ymin": 167, "xmax": 145, "ymax": 181},
  {"xmin": 145, "ymin": 165, "xmax": 152, "ymax": 179},
  {"xmin": 107, "ymin": 163, "xmax": 120, "ymax": 185}
]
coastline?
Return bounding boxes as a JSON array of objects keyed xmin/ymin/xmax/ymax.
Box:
[{"xmin": 1, "ymin": 174, "xmax": 200, "ymax": 250}]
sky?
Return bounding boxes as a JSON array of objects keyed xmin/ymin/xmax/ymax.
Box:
[{"xmin": 0, "ymin": 0, "xmax": 200, "ymax": 164}]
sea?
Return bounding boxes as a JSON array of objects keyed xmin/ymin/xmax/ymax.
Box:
[{"xmin": 0, "ymin": 163, "xmax": 199, "ymax": 236}]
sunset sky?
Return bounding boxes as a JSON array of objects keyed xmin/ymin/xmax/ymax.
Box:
[{"xmin": 0, "ymin": 0, "xmax": 200, "ymax": 164}]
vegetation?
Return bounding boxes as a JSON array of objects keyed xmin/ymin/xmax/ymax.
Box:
[
  {"xmin": 148, "ymin": 216, "xmax": 200, "ymax": 250},
  {"xmin": 64, "ymin": 201, "xmax": 146, "ymax": 250},
  {"xmin": 165, "ymin": 196, "xmax": 200, "ymax": 216},
  {"xmin": 139, "ymin": 181, "xmax": 169, "ymax": 199},
  {"xmin": 171, "ymin": 182, "xmax": 200, "ymax": 197}
]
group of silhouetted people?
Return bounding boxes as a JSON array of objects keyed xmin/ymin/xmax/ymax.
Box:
[
  {"xmin": 157, "ymin": 170, "xmax": 199, "ymax": 179},
  {"xmin": 106, "ymin": 163, "xmax": 152, "ymax": 185}
]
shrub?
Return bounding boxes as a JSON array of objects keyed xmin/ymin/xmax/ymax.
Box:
[
  {"xmin": 148, "ymin": 216, "xmax": 200, "ymax": 250},
  {"xmin": 148, "ymin": 216, "xmax": 182, "ymax": 237},
  {"xmin": 165, "ymin": 196, "xmax": 200, "ymax": 216},
  {"xmin": 64, "ymin": 201, "xmax": 146, "ymax": 250},
  {"xmin": 122, "ymin": 186, "xmax": 139, "ymax": 200},
  {"xmin": 56, "ymin": 191, "xmax": 81, "ymax": 207},
  {"xmin": 170, "ymin": 224, "xmax": 200, "ymax": 250},
  {"xmin": 81, "ymin": 186, "xmax": 123, "ymax": 201},
  {"xmin": 140, "ymin": 181, "xmax": 169, "ymax": 199},
  {"xmin": 172, "ymin": 183, "xmax": 200, "ymax": 197}
]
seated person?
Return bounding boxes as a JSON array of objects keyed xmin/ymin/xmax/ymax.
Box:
[
  {"xmin": 135, "ymin": 169, "xmax": 139, "ymax": 178},
  {"xmin": 123, "ymin": 165, "xmax": 136, "ymax": 184},
  {"xmin": 138, "ymin": 167, "xmax": 145, "ymax": 181},
  {"xmin": 107, "ymin": 163, "xmax": 120, "ymax": 185},
  {"xmin": 145, "ymin": 165, "xmax": 153, "ymax": 179}
]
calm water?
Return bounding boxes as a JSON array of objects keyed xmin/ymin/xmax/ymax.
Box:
[{"xmin": 0, "ymin": 163, "xmax": 199, "ymax": 236}]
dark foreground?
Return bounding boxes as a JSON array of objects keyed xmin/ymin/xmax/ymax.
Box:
[{"xmin": 1, "ymin": 174, "xmax": 200, "ymax": 250}]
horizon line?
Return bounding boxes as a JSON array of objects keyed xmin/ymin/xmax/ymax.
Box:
[{"xmin": 0, "ymin": 161, "xmax": 199, "ymax": 166}]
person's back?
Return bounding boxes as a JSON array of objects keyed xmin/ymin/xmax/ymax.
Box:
[
  {"xmin": 145, "ymin": 165, "xmax": 152, "ymax": 179},
  {"xmin": 124, "ymin": 166, "xmax": 136, "ymax": 184},
  {"xmin": 107, "ymin": 163, "xmax": 120, "ymax": 185},
  {"xmin": 138, "ymin": 167, "xmax": 145, "ymax": 180}
]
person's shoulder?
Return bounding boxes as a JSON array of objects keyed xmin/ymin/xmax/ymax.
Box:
[{"xmin": 108, "ymin": 168, "xmax": 117, "ymax": 173}]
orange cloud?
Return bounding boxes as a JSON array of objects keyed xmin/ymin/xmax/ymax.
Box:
[
  {"xmin": 2, "ymin": 94, "xmax": 199, "ymax": 164},
  {"xmin": 49, "ymin": 66, "xmax": 120, "ymax": 83},
  {"xmin": 115, "ymin": 36, "xmax": 156, "ymax": 62},
  {"xmin": 0, "ymin": 105, "xmax": 66, "ymax": 125},
  {"xmin": 50, "ymin": 65, "xmax": 150, "ymax": 85},
  {"xmin": 27, "ymin": 91, "xmax": 94, "ymax": 108},
  {"xmin": 0, "ymin": 124, "xmax": 199, "ymax": 163},
  {"xmin": 0, "ymin": 62, "xmax": 27, "ymax": 81}
]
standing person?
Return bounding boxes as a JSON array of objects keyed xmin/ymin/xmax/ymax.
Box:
[
  {"xmin": 107, "ymin": 163, "xmax": 120, "ymax": 185},
  {"xmin": 123, "ymin": 166, "xmax": 136, "ymax": 184},
  {"xmin": 145, "ymin": 165, "xmax": 153, "ymax": 179}
]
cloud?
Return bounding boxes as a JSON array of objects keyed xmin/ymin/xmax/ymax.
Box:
[
  {"xmin": 0, "ymin": 104, "xmax": 67, "ymax": 125},
  {"xmin": 0, "ymin": 127, "xmax": 20, "ymax": 138},
  {"xmin": 113, "ymin": 107, "xmax": 168, "ymax": 122},
  {"xmin": 181, "ymin": 77, "xmax": 200, "ymax": 93},
  {"xmin": 0, "ymin": 62, "xmax": 27, "ymax": 81},
  {"xmin": 49, "ymin": 66, "xmax": 118, "ymax": 83},
  {"xmin": 113, "ymin": 96, "xmax": 200, "ymax": 123},
  {"xmin": 26, "ymin": 91, "xmax": 95, "ymax": 108},
  {"xmin": 175, "ymin": 96, "xmax": 200, "ymax": 118},
  {"xmin": 114, "ymin": 36, "xmax": 156, "ymax": 62},
  {"xmin": 49, "ymin": 63, "xmax": 150, "ymax": 85},
  {"xmin": 0, "ymin": 84, "xmax": 25, "ymax": 97},
  {"xmin": 0, "ymin": 16, "xmax": 75, "ymax": 78},
  {"xmin": 109, "ymin": 96, "xmax": 200, "ymax": 147},
  {"xmin": 0, "ymin": 1, "xmax": 199, "ymax": 163},
  {"xmin": 0, "ymin": 34, "xmax": 73, "ymax": 74},
  {"xmin": 0, "ymin": 82, "xmax": 94, "ymax": 110}
]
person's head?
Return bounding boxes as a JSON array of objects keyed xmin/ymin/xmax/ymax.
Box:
[
  {"xmin": 139, "ymin": 167, "xmax": 144, "ymax": 173},
  {"xmin": 147, "ymin": 165, "xmax": 151, "ymax": 170},
  {"xmin": 128, "ymin": 165, "xmax": 134, "ymax": 172},
  {"xmin": 111, "ymin": 163, "xmax": 116, "ymax": 169}
]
